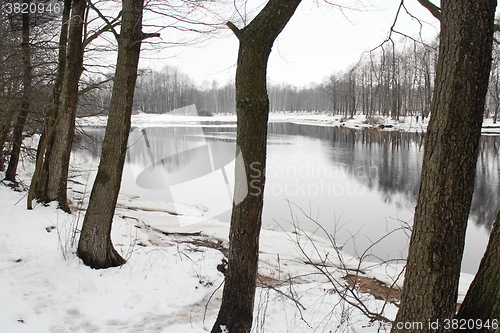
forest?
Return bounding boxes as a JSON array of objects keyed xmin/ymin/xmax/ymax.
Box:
[
  {"xmin": 0, "ymin": 0, "xmax": 499, "ymax": 333},
  {"xmin": 92, "ymin": 39, "xmax": 500, "ymax": 122}
]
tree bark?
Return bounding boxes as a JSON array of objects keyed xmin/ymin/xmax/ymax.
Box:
[
  {"xmin": 454, "ymin": 211, "xmax": 499, "ymax": 332},
  {"xmin": 40, "ymin": 0, "xmax": 85, "ymax": 212},
  {"xmin": 5, "ymin": 0, "xmax": 31, "ymax": 182},
  {"xmin": 210, "ymin": 1, "xmax": 302, "ymax": 332},
  {"xmin": 0, "ymin": 106, "xmax": 17, "ymax": 171},
  {"xmin": 77, "ymin": 0, "xmax": 144, "ymax": 269},
  {"xmin": 28, "ymin": 0, "xmax": 72, "ymax": 209},
  {"xmin": 393, "ymin": 1, "xmax": 496, "ymax": 332}
]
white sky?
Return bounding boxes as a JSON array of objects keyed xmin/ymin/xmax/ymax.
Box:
[{"xmin": 138, "ymin": 0, "xmax": 441, "ymax": 87}]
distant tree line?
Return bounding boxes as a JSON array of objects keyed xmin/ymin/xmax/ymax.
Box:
[
  {"xmin": 90, "ymin": 38, "xmax": 499, "ymax": 122},
  {"xmin": 133, "ymin": 68, "xmax": 236, "ymax": 115}
]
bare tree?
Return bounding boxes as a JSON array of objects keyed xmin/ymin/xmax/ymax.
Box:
[
  {"xmin": 210, "ymin": 1, "xmax": 302, "ymax": 332},
  {"xmin": 4, "ymin": 0, "xmax": 32, "ymax": 182},
  {"xmin": 0, "ymin": 0, "xmax": 61, "ymax": 174},
  {"xmin": 28, "ymin": 0, "xmax": 72, "ymax": 208},
  {"xmin": 77, "ymin": 0, "xmax": 152, "ymax": 269},
  {"xmin": 28, "ymin": 0, "xmax": 125, "ymax": 211},
  {"xmin": 31, "ymin": 0, "xmax": 86, "ymax": 212},
  {"xmin": 393, "ymin": 1, "xmax": 496, "ymax": 331}
]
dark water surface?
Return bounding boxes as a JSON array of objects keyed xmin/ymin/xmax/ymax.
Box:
[{"xmin": 75, "ymin": 123, "xmax": 499, "ymax": 274}]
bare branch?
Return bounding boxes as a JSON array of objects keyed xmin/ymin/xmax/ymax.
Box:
[
  {"xmin": 233, "ymin": 0, "xmax": 246, "ymax": 26},
  {"xmin": 365, "ymin": 0, "xmax": 404, "ymax": 54},
  {"xmin": 141, "ymin": 32, "xmax": 161, "ymax": 40},
  {"xmin": 416, "ymin": 0, "xmax": 500, "ymax": 35},
  {"xmin": 226, "ymin": 21, "xmax": 241, "ymax": 39},
  {"xmin": 83, "ymin": 11, "xmax": 122, "ymax": 48},
  {"xmin": 416, "ymin": 0, "xmax": 441, "ymax": 20},
  {"xmin": 78, "ymin": 76, "xmax": 114, "ymax": 95},
  {"xmin": 281, "ymin": 201, "xmax": 395, "ymax": 325},
  {"xmin": 86, "ymin": 0, "xmax": 120, "ymax": 41}
]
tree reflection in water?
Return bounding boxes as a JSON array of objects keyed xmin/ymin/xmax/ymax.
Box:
[
  {"xmin": 73, "ymin": 123, "xmax": 498, "ymax": 274},
  {"xmin": 75, "ymin": 124, "xmax": 498, "ymax": 229},
  {"xmin": 266, "ymin": 123, "xmax": 498, "ymax": 230}
]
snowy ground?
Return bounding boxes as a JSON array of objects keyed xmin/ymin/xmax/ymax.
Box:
[
  {"xmin": 0, "ymin": 170, "xmax": 396, "ymax": 333},
  {"xmin": 77, "ymin": 111, "xmax": 500, "ymax": 135},
  {"xmin": 1, "ymin": 167, "xmax": 476, "ymax": 333},
  {"xmin": 1, "ymin": 112, "xmax": 484, "ymax": 332}
]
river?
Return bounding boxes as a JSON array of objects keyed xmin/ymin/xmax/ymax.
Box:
[{"xmin": 74, "ymin": 122, "xmax": 499, "ymax": 274}]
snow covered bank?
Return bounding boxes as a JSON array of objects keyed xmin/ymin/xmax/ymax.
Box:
[
  {"xmin": 77, "ymin": 111, "xmax": 500, "ymax": 135},
  {"xmin": 0, "ymin": 162, "xmax": 476, "ymax": 332}
]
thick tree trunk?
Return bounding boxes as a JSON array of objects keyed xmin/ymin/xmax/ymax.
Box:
[
  {"xmin": 77, "ymin": 0, "xmax": 144, "ymax": 269},
  {"xmin": 28, "ymin": 0, "xmax": 71, "ymax": 209},
  {"xmin": 43, "ymin": 0, "xmax": 85, "ymax": 212},
  {"xmin": 5, "ymin": 2, "xmax": 31, "ymax": 182},
  {"xmin": 454, "ymin": 211, "xmax": 499, "ymax": 332},
  {"xmin": 393, "ymin": 1, "xmax": 496, "ymax": 332},
  {"xmin": 210, "ymin": 1, "xmax": 301, "ymax": 332}
]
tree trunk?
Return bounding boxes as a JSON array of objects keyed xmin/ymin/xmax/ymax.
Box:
[
  {"xmin": 210, "ymin": 1, "xmax": 301, "ymax": 332},
  {"xmin": 393, "ymin": 1, "xmax": 496, "ymax": 332},
  {"xmin": 28, "ymin": 0, "xmax": 71, "ymax": 209},
  {"xmin": 77, "ymin": 0, "xmax": 144, "ymax": 269},
  {"xmin": 454, "ymin": 211, "xmax": 499, "ymax": 332},
  {"xmin": 0, "ymin": 106, "xmax": 17, "ymax": 171},
  {"xmin": 5, "ymin": 1, "xmax": 31, "ymax": 182},
  {"xmin": 43, "ymin": 0, "xmax": 85, "ymax": 212}
]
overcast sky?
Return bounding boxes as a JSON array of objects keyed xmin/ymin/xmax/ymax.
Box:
[{"xmin": 139, "ymin": 0, "xmax": 441, "ymax": 87}]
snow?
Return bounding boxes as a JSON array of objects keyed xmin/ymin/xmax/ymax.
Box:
[
  {"xmin": 0, "ymin": 185, "xmax": 222, "ymax": 333},
  {"xmin": 77, "ymin": 111, "xmax": 500, "ymax": 135},
  {"xmin": 481, "ymin": 117, "xmax": 500, "ymax": 135},
  {"xmin": 2, "ymin": 112, "xmax": 488, "ymax": 332},
  {"xmin": 0, "ymin": 175, "xmax": 477, "ymax": 332},
  {"xmin": 116, "ymin": 196, "xmax": 208, "ymax": 216}
]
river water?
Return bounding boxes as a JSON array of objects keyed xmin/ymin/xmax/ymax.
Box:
[{"xmin": 75, "ymin": 122, "xmax": 499, "ymax": 274}]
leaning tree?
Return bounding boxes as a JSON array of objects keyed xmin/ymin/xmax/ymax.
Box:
[
  {"xmin": 454, "ymin": 210, "xmax": 499, "ymax": 331},
  {"xmin": 393, "ymin": 1, "xmax": 496, "ymax": 331},
  {"xmin": 77, "ymin": 0, "xmax": 149, "ymax": 268},
  {"xmin": 76, "ymin": 0, "xmax": 223, "ymax": 269}
]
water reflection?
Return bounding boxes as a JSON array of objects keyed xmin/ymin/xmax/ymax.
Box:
[
  {"xmin": 74, "ymin": 123, "xmax": 499, "ymax": 274},
  {"xmin": 75, "ymin": 124, "xmax": 499, "ymax": 229},
  {"xmin": 263, "ymin": 123, "xmax": 498, "ymax": 230},
  {"xmin": 472, "ymin": 136, "xmax": 500, "ymax": 226}
]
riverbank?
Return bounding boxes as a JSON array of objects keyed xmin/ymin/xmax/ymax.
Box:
[
  {"xmin": 77, "ymin": 111, "xmax": 500, "ymax": 135},
  {"xmin": 0, "ymin": 160, "xmax": 476, "ymax": 332}
]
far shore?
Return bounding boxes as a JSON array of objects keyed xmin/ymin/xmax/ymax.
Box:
[{"xmin": 77, "ymin": 111, "xmax": 500, "ymax": 135}]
